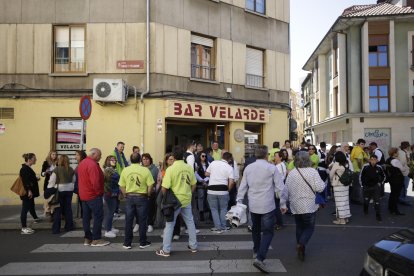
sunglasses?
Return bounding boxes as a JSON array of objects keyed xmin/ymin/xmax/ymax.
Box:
[{"xmin": 201, "ymin": 155, "xmax": 206, "ymax": 157}]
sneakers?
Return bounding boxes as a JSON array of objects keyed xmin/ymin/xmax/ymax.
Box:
[
  {"xmin": 104, "ymin": 231, "xmax": 116, "ymax": 238},
  {"xmin": 156, "ymin": 248, "xmax": 170, "ymax": 257},
  {"xmin": 83, "ymin": 238, "xmax": 92, "ymax": 246},
  {"xmin": 91, "ymin": 239, "xmax": 110, "ymax": 247},
  {"xmin": 187, "ymin": 245, "xmax": 197, "ymax": 253},
  {"xmin": 332, "ymin": 219, "xmax": 346, "ymax": 225},
  {"xmin": 111, "ymin": 228, "xmax": 120, "ymax": 234},
  {"xmin": 33, "ymin": 218, "xmax": 42, "ymax": 224},
  {"xmin": 113, "ymin": 212, "xmax": 121, "ymax": 218},
  {"xmin": 211, "ymin": 229, "xmax": 223, "ymax": 234},
  {"xmin": 123, "ymin": 244, "xmax": 132, "ymax": 250},
  {"xmin": 139, "ymin": 241, "xmax": 151, "ymax": 249},
  {"xmin": 147, "ymin": 225, "xmax": 154, "ymax": 233},
  {"xmin": 253, "ymin": 259, "xmax": 269, "ymax": 274},
  {"xmin": 173, "ymin": 235, "xmax": 180, "ymax": 240},
  {"xmin": 247, "ymin": 225, "xmax": 253, "ymax": 232},
  {"xmin": 21, "ymin": 227, "xmax": 35, "ymax": 234},
  {"xmin": 133, "ymin": 224, "xmax": 139, "ymax": 233},
  {"xmin": 222, "ymin": 226, "xmax": 231, "ymax": 232}
]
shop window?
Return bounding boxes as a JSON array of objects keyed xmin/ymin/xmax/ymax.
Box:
[
  {"xmin": 246, "ymin": 0, "xmax": 265, "ymax": 14},
  {"xmin": 191, "ymin": 34, "xmax": 216, "ymax": 80},
  {"xmin": 369, "ymin": 84, "xmax": 389, "ymax": 112},
  {"xmin": 53, "ymin": 25, "xmax": 85, "ymax": 73},
  {"xmin": 244, "ymin": 124, "xmax": 262, "ymax": 159},
  {"xmin": 53, "ymin": 118, "xmax": 86, "ymax": 168},
  {"xmin": 246, "ymin": 47, "xmax": 264, "ymax": 88}
]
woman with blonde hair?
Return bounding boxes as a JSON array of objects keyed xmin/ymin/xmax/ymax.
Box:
[
  {"xmin": 41, "ymin": 150, "xmax": 58, "ymax": 191},
  {"xmin": 47, "ymin": 154, "xmax": 75, "ymax": 234}
]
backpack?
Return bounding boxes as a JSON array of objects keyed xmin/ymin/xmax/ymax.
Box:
[{"xmin": 336, "ymin": 166, "xmax": 353, "ymax": 186}]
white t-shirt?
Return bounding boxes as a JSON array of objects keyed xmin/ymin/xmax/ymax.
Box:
[{"xmin": 206, "ymin": 160, "xmax": 234, "ymax": 195}]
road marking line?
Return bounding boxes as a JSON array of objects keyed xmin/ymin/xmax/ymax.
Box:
[
  {"xmin": 0, "ymin": 259, "xmax": 286, "ymax": 274},
  {"xmin": 32, "ymin": 241, "xmax": 272, "ymax": 253},
  {"xmin": 60, "ymin": 228, "xmax": 251, "ymax": 238}
]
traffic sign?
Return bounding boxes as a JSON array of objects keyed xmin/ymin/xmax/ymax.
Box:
[{"xmin": 79, "ymin": 96, "xmax": 92, "ymax": 120}]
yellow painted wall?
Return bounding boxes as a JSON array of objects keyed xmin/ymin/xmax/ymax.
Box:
[
  {"xmin": 0, "ymin": 98, "xmax": 288, "ymax": 205},
  {"xmin": 262, "ymin": 108, "xmax": 289, "ymax": 150}
]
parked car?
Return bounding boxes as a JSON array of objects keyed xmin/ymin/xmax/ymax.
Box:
[{"xmin": 361, "ymin": 228, "xmax": 414, "ymax": 276}]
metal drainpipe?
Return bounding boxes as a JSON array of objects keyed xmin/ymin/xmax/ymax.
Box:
[{"xmin": 140, "ymin": 0, "xmax": 150, "ymax": 153}]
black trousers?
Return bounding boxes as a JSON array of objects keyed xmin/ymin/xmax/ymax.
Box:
[
  {"xmin": 20, "ymin": 196, "xmax": 38, "ymax": 228},
  {"xmin": 388, "ymin": 180, "xmax": 403, "ymax": 213},
  {"xmin": 363, "ymin": 185, "xmax": 381, "ymax": 215}
]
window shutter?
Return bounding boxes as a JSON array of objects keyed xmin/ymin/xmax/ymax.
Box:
[
  {"xmin": 0, "ymin": 108, "xmax": 14, "ymax": 119},
  {"xmin": 246, "ymin": 48, "xmax": 263, "ymax": 76},
  {"xmin": 191, "ymin": 34, "xmax": 213, "ymax": 47}
]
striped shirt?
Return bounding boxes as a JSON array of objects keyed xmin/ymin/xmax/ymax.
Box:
[{"xmin": 284, "ymin": 168, "xmax": 326, "ymax": 214}]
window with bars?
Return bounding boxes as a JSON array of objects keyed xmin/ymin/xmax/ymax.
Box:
[
  {"xmin": 0, "ymin": 108, "xmax": 14, "ymax": 119},
  {"xmin": 369, "ymin": 84, "xmax": 389, "ymax": 112},
  {"xmin": 53, "ymin": 25, "xmax": 85, "ymax": 73},
  {"xmin": 246, "ymin": 47, "xmax": 264, "ymax": 88},
  {"xmin": 191, "ymin": 34, "xmax": 215, "ymax": 81},
  {"xmin": 246, "ymin": 0, "xmax": 265, "ymax": 14}
]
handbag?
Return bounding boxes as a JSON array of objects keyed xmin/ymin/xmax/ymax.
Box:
[
  {"xmin": 10, "ymin": 176, "xmax": 26, "ymax": 197},
  {"xmin": 296, "ymin": 168, "xmax": 326, "ymax": 206}
]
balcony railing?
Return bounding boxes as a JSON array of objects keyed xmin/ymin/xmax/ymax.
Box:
[
  {"xmin": 246, "ymin": 74, "xmax": 264, "ymax": 88},
  {"xmin": 191, "ymin": 64, "xmax": 215, "ymax": 81}
]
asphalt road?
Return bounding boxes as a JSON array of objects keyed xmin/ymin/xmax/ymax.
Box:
[{"xmin": 0, "ymin": 195, "xmax": 413, "ymax": 276}]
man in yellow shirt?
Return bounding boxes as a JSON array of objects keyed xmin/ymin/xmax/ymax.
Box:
[
  {"xmin": 350, "ymin": 138, "xmax": 369, "ymax": 204},
  {"xmin": 156, "ymin": 146, "xmax": 198, "ymax": 257},
  {"xmin": 119, "ymin": 153, "xmax": 154, "ymax": 250},
  {"xmin": 212, "ymin": 141, "xmax": 222, "ymax": 161}
]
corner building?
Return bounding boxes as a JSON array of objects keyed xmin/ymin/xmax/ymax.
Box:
[{"xmin": 0, "ymin": 0, "xmax": 290, "ymax": 204}]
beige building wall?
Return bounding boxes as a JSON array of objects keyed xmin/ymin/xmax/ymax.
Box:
[{"xmin": 262, "ymin": 109, "xmax": 289, "ymax": 149}]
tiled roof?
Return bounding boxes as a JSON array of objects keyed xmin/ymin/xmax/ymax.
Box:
[{"xmin": 342, "ymin": 3, "xmax": 414, "ymax": 17}]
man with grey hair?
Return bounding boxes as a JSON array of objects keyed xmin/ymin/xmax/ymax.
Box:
[
  {"xmin": 78, "ymin": 148, "xmax": 110, "ymax": 247},
  {"xmin": 237, "ymin": 145, "xmax": 286, "ymax": 273}
]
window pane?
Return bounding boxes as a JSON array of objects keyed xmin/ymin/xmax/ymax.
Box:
[
  {"xmin": 379, "ymin": 85, "xmax": 388, "ymax": 97},
  {"xmin": 378, "ymin": 45, "xmax": 387, "ymax": 52},
  {"xmin": 378, "ymin": 53, "xmax": 388, "ymax": 66},
  {"xmin": 379, "ymin": 98, "xmax": 388, "ymax": 112},
  {"xmin": 256, "ymin": 0, "xmax": 265, "ymax": 13},
  {"xmin": 370, "ymin": 99, "xmax": 378, "ymax": 112},
  {"xmin": 55, "ymin": 27, "xmax": 69, "ymax": 72},
  {"xmin": 369, "ymin": 53, "xmax": 377, "ymax": 66},
  {"xmin": 70, "ymin": 27, "xmax": 85, "ymax": 72},
  {"xmin": 246, "ymin": 0, "xmax": 254, "ymax": 10},
  {"xmin": 191, "ymin": 44, "xmax": 197, "ymax": 78},
  {"xmin": 369, "ymin": 46, "xmax": 377, "ymax": 52},
  {"xmin": 369, "ymin": 86, "xmax": 378, "ymax": 97}
]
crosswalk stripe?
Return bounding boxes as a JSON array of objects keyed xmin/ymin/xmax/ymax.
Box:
[
  {"xmin": 0, "ymin": 260, "xmax": 286, "ymax": 275},
  {"xmin": 60, "ymin": 228, "xmax": 251, "ymax": 238},
  {"xmin": 31, "ymin": 241, "xmax": 272, "ymax": 253}
]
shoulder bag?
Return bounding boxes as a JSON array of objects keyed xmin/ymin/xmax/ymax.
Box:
[
  {"xmin": 296, "ymin": 168, "xmax": 326, "ymax": 206},
  {"xmin": 10, "ymin": 176, "xmax": 27, "ymax": 197}
]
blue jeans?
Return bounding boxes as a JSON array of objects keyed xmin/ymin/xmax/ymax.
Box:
[
  {"xmin": 162, "ymin": 204, "xmax": 197, "ymax": 253},
  {"xmin": 251, "ymin": 210, "xmax": 276, "ymax": 262},
  {"xmin": 399, "ymin": 176, "xmax": 411, "ymax": 201},
  {"xmin": 294, "ymin": 212, "xmax": 316, "ymax": 247},
  {"xmin": 82, "ymin": 196, "xmax": 104, "ymax": 241},
  {"xmin": 124, "ymin": 195, "xmax": 149, "ymax": 246},
  {"xmin": 104, "ymin": 194, "xmax": 117, "ymax": 231},
  {"xmin": 207, "ymin": 193, "xmax": 229, "ymax": 230},
  {"xmin": 52, "ymin": 191, "xmax": 74, "ymax": 234}
]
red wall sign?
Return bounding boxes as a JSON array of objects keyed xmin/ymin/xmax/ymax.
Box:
[{"xmin": 116, "ymin": 60, "xmax": 144, "ymax": 69}]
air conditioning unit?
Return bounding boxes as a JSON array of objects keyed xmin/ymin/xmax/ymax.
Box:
[{"xmin": 93, "ymin": 79, "xmax": 127, "ymax": 102}]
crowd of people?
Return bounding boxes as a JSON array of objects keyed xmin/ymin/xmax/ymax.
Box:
[{"xmin": 17, "ymin": 138, "xmax": 414, "ymax": 273}]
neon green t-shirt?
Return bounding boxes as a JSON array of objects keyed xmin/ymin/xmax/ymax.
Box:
[
  {"xmin": 212, "ymin": 149, "xmax": 222, "ymax": 161},
  {"xmin": 119, "ymin": 164, "xmax": 154, "ymax": 194},
  {"xmin": 268, "ymin": 148, "xmax": 280, "ymax": 161},
  {"xmin": 310, "ymin": 153, "xmax": 320, "ymax": 169},
  {"xmin": 162, "ymin": 160, "xmax": 196, "ymax": 207},
  {"xmin": 287, "ymin": 160, "xmax": 295, "ymax": 170}
]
